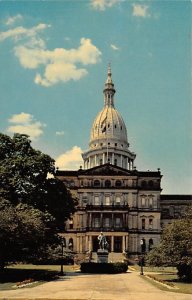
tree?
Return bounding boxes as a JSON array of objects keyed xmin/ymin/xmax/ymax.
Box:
[
  {"xmin": 146, "ymin": 207, "xmax": 192, "ymax": 282},
  {"xmin": 0, "ymin": 133, "xmax": 77, "ymax": 229},
  {"xmin": 0, "ymin": 200, "xmax": 51, "ymax": 270}
]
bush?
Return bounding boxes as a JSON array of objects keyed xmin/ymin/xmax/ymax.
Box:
[
  {"xmin": 177, "ymin": 263, "xmax": 192, "ymax": 283},
  {"xmin": 80, "ymin": 262, "xmax": 128, "ymax": 274}
]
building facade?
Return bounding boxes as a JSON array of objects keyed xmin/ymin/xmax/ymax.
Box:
[{"xmin": 56, "ymin": 66, "xmax": 192, "ymax": 259}]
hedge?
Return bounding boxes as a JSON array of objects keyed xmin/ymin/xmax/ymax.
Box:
[{"xmin": 80, "ymin": 262, "xmax": 128, "ymax": 274}]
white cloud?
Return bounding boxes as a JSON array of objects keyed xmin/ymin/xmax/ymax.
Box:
[
  {"xmin": 5, "ymin": 14, "xmax": 23, "ymax": 26},
  {"xmin": 132, "ymin": 4, "xmax": 150, "ymax": 18},
  {"xmin": 55, "ymin": 146, "xmax": 83, "ymax": 170},
  {"xmin": 0, "ymin": 21, "xmax": 101, "ymax": 87},
  {"xmin": 111, "ymin": 44, "xmax": 120, "ymax": 51},
  {"xmin": 0, "ymin": 23, "xmax": 50, "ymax": 42},
  {"xmin": 56, "ymin": 131, "xmax": 65, "ymax": 136},
  {"xmin": 91, "ymin": 0, "xmax": 122, "ymax": 11},
  {"xmin": 7, "ymin": 113, "xmax": 45, "ymax": 140},
  {"xmin": 8, "ymin": 112, "xmax": 33, "ymax": 124},
  {"xmin": 14, "ymin": 37, "xmax": 101, "ymax": 86}
]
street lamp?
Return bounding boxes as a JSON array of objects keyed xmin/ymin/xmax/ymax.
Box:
[
  {"xmin": 140, "ymin": 239, "xmax": 144, "ymax": 275},
  {"xmin": 60, "ymin": 238, "xmax": 65, "ymax": 276}
]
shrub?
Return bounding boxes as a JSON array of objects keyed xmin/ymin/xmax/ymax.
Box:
[
  {"xmin": 177, "ymin": 263, "xmax": 192, "ymax": 283},
  {"xmin": 80, "ymin": 262, "xmax": 128, "ymax": 274}
]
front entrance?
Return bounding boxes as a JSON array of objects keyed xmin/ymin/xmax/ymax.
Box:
[{"xmin": 114, "ymin": 236, "xmax": 122, "ymax": 252}]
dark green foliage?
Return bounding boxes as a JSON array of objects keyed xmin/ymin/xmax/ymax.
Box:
[
  {"xmin": 0, "ymin": 133, "xmax": 77, "ymax": 269},
  {"xmin": 80, "ymin": 262, "xmax": 128, "ymax": 274},
  {"xmin": 146, "ymin": 207, "xmax": 192, "ymax": 282},
  {"xmin": 0, "ymin": 133, "xmax": 77, "ymax": 229}
]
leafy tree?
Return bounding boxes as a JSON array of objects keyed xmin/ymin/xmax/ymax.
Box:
[
  {"xmin": 0, "ymin": 133, "xmax": 77, "ymax": 229},
  {"xmin": 146, "ymin": 207, "xmax": 192, "ymax": 282},
  {"xmin": 0, "ymin": 200, "xmax": 51, "ymax": 270}
]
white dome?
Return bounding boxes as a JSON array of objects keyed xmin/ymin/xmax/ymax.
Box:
[{"xmin": 90, "ymin": 105, "xmax": 128, "ymax": 146}]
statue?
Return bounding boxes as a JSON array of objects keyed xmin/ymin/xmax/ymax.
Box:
[{"xmin": 98, "ymin": 232, "xmax": 108, "ymax": 250}]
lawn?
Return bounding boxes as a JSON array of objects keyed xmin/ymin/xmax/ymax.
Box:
[
  {"xmin": 0, "ymin": 264, "xmax": 78, "ymax": 291},
  {"xmin": 130, "ymin": 265, "xmax": 192, "ymax": 294}
]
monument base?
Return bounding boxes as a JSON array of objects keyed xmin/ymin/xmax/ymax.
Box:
[{"xmin": 97, "ymin": 249, "xmax": 109, "ymax": 263}]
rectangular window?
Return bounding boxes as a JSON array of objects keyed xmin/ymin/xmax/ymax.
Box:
[
  {"xmin": 94, "ymin": 196, "xmax": 100, "ymax": 205},
  {"xmin": 104, "ymin": 217, "xmax": 110, "ymax": 227},
  {"xmin": 105, "ymin": 196, "xmax": 110, "ymax": 205},
  {"xmin": 115, "ymin": 217, "xmax": 121, "ymax": 228},
  {"xmin": 93, "ymin": 217, "xmax": 100, "ymax": 228},
  {"xmin": 141, "ymin": 197, "xmax": 146, "ymax": 207},
  {"xmin": 142, "ymin": 218, "xmax": 145, "ymax": 229},
  {"xmin": 149, "ymin": 197, "xmax": 153, "ymax": 208},
  {"xmin": 149, "ymin": 218, "xmax": 153, "ymax": 229},
  {"xmin": 115, "ymin": 196, "xmax": 121, "ymax": 205}
]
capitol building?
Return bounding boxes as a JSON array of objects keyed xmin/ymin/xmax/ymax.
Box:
[{"xmin": 56, "ymin": 66, "xmax": 191, "ymax": 260}]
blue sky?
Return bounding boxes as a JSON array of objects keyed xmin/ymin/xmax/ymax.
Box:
[{"xmin": 0, "ymin": 0, "xmax": 191, "ymax": 194}]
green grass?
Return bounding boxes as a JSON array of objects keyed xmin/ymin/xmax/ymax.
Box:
[
  {"xmin": 130, "ymin": 266, "xmax": 192, "ymax": 294},
  {"xmin": 0, "ymin": 264, "xmax": 78, "ymax": 291}
]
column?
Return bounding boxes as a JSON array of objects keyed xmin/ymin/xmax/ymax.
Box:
[
  {"xmin": 89, "ymin": 213, "xmax": 92, "ymax": 228},
  {"xmin": 76, "ymin": 237, "xmax": 80, "ymax": 253},
  {"xmin": 103, "ymin": 152, "xmax": 105, "ymax": 164},
  {"xmin": 85, "ymin": 235, "xmax": 88, "ymax": 251},
  {"xmin": 100, "ymin": 213, "xmax": 103, "ymax": 228},
  {"xmin": 122, "ymin": 236, "xmax": 126, "ymax": 251},
  {"xmin": 120, "ymin": 155, "xmax": 123, "ymax": 168},
  {"xmin": 95, "ymin": 155, "xmax": 97, "ymax": 166},
  {"xmin": 111, "ymin": 236, "xmax": 114, "ymax": 252},
  {"xmin": 112, "ymin": 153, "xmax": 114, "ymax": 165},
  {"xmin": 129, "ymin": 159, "xmax": 131, "ymax": 170},
  {"xmin": 125, "ymin": 235, "xmax": 128, "ymax": 251},
  {"xmin": 80, "ymin": 236, "xmax": 83, "ymax": 253},
  {"xmin": 112, "ymin": 213, "xmax": 114, "ymax": 228}
]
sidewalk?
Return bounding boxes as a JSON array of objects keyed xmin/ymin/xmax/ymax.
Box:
[{"xmin": 0, "ymin": 271, "xmax": 191, "ymax": 300}]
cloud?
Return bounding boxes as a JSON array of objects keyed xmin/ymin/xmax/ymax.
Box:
[
  {"xmin": 0, "ymin": 23, "xmax": 50, "ymax": 42},
  {"xmin": 132, "ymin": 4, "xmax": 150, "ymax": 18},
  {"xmin": 56, "ymin": 131, "xmax": 65, "ymax": 136},
  {"xmin": 111, "ymin": 44, "xmax": 120, "ymax": 51},
  {"xmin": 7, "ymin": 112, "xmax": 45, "ymax": 140},
  {"xmin": 5, "ymin": 14, "xmax": 23, "ymax": 26},
  {"xmin": 14, "ymin": 37, "xmax": 101, "ymax": 86},
  {"xmin": 0, "ymin": 22, "xmax": 101, "ymax": 87},
  {"xmin": 55, "ymin": 146, "xmax": 83, "ymax": 170},
  {"xmin": 91, "ymin": 0, "xmax": 122, "ymax": 11}
]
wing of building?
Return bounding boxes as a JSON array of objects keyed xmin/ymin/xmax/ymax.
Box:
[{"xmin": 56, "ymin": 65, "xmax": 192, "ymax": 261}]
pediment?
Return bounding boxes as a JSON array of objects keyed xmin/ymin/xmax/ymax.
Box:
[{"xmin": 81, "ymin": 163, "xmax": 131, "ymax": 176}]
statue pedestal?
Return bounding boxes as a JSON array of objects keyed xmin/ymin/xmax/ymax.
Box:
[{"xmin": 97, "ymin": 249, "xmax": 109, "ymax": 263}]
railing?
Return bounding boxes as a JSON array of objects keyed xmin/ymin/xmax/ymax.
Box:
[
  {"xmin": 86, "ymin": 226, "xmax": 129, "ymax": 232},
  {"xmin": 86, "ymin": 204, "xmax": 129, "ymax": 210}
]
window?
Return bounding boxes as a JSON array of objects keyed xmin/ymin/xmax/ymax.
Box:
[
  {"xmin": 149, "ymin": 219, "xmax": 153, "ymax": 229},
  {"xmin": 100, "ymin": 159, "xmax": 102, "ymax": 165},
  {"xmin": 141, "ymin": 180, "xmax": 147, "ymax": 188},
  {"xmin": 115, "ymin": 124, "xmax": 117, "ymax": 128},
  {"xmin": 148, "ymin": 238, "xmax": 153, "ymax": 251},
  {"xmin": 68, "ymin": 238, "xmax": 73, "ymax": 250},
  {"xmin": 69, "ymin": 220, "xmax": 73, "ymax": 229},
  {"xmin": 93, "ymin": 217, "xmax": 100, "ymax": 227},
  {"xmin": 149, "ymin": 180, "xmax": 154, "ymax": 187},
  {"xmin": 142, "ymin": 219, "xmax": 146, "ymax": 229},
  {"xmin": 94, "ymin": 196, "xmax": 100, "ymax": 205},
  {"xmin": 141, "ymin": 197, "xmax": 146, "ymax": 207},
  {"xmin": 149, "ymin": 197, "xmax": 153, "ymax": 208},
  {"xmin": 115, "ymin": 217, "xmax": 121, "ymax": 228},
  {"xmin": 108, "ymin": 124, "xmax": 110, "ymax": 128},
  {"xmin": 115, "ymin": 196, "xmax": 121, "ymax": 205},
  {"xmin": 93, "ymin": 180, "xmax": 100, "ymax": 187},
  {"xmin": 114, "ymin": 159, "xmax": 117, "ymax": 165},
  {"xmin": 104, "ymin": 217, "xmax": 110, "ymax": 227},
  {"xmin": 115, "ymin": 180, "xmax": 121, "ymax": 187},
  {"xmin": 105, "ymin": 180, "xmax": 111, "ymax": 187},
  {"xmin": 115, "ymin": 143, "xmax": 117, "ymax": 147},
  {"xmin": 105, "ymin": 196, "xmax": 110, "ymax": 205}
]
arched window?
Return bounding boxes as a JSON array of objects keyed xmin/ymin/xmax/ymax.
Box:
[
  {"xmin": 148, "ymin": 238, "xmax": 153, "ymax": 251},
  {"xmin": 105, "ymin": 180, "xmax": 111, "ymax": 187},
  {"xmin": 68, "ymin": 238, "xmax": 73, "ymax": 250},
  {"xmin": 93, "ymin": 180, "xmax": 100, "ymax": 187},
  {"xmin": 115, "ymin": 180, "xmax": 122, "ymax": 187}
]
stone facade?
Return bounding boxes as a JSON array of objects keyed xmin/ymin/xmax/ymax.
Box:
[{"xmin": 56, "ymin": 66, "xmax": 192, "ymax": 258}]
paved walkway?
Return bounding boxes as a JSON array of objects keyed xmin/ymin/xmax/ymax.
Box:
[{"xmin": 0, "ymin": 271, "xmax": 191, "ymax": 300}]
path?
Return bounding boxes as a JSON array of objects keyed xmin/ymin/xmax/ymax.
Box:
[{"xmin": 0, "ymin": 271, "xmax": 191, "ymax": 300}]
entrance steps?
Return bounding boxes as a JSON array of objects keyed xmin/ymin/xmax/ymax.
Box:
[{"xmin": 91, "ymin": 252, "xmax": 124, "ymax": 263}]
